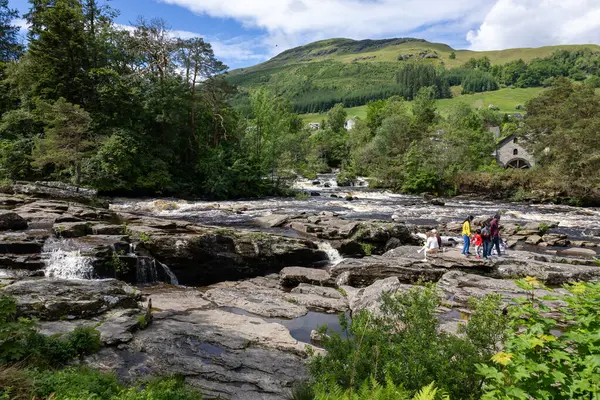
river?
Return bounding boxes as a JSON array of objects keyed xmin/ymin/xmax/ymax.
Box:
[{"xmin": 111, "ymin": 173, "xmax": 600, "ymax": 242}]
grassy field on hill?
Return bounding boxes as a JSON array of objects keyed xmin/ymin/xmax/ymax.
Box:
[{"xmin": 300, "ymin": 87, "xmax": 546, "ymax": 123}]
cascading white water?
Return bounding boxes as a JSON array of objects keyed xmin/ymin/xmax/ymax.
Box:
[
  {"xmin": 318, "ymin": 242, "xmax": 344, "ymax": 266},
  {"xmin": 157, "ymin": 260, "xmax": 179, "ymax": 285},
  {"xmin": 44, "ymin": 250, "xmax": 95, "ymax": 280}
]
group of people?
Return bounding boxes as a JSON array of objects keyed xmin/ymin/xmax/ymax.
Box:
[
  {"xmin": 462, "ymin": 214, "xmax": 502, "ymax": 259},
  {"xmin": 418, "ymin": 214, "xmax": 503, "ymax": 260}
]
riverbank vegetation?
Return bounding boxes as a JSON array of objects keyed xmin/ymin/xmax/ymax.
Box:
[
  {"xmin": 0, "ymin": 293, "xmax": 201, "ymax": 399},
  {"xmin": 303, "ymin": 279, "xmax": 600, "ymax": 399}
]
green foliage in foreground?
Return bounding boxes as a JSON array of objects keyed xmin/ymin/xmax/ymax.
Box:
[
  {"xmin": 0, "ymin": 295, "xmax": 101, "ymax": 366},
  {"xmin": 309, "ymin": 285, "xmax": 508, "ymax": 399},
  {"xmin": 312, "ymin": 380, "xmax": 449, "ymax": 400},
  {"xmin": 477, "ymin": 279, "xmax": 600, "ymax": 399},
  {"xmin": 1, "ymin": 367, "xmax": 201, "ymax": 400}
]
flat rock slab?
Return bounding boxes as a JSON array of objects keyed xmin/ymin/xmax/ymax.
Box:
[
  {"xmin": 85, "ymin": 308, "xmax": 319, "ymax": 400},
  {"xmin": 349, "ymin": 277, "xmax": 413, "ymax": 316},
  {"xmin": 279, "ymin": 266, "xmax": 333, "ymax": 287},
  {"xmin": 1, "ymin": 279, "xmax": 141, "ymax": 320},
  {"xmin": 38, "ymin": 308, "xmax": 144, "ymax": 345},
  {"xmin": 331, "ymin": 256, "xmax": 447, "ymax": 287},
  {"xmin": 254, "ymin": 214, "xmax": 289, "ymax": 228}
]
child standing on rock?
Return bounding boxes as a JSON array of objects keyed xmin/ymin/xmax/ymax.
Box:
[{"xmin": 471, "ymin": 229, "xmax": 483, "ymax": 258}]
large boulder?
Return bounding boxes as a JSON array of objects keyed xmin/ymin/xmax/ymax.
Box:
[
  {"xmin": 1, "ymin": 279, "xmax": 141, "ymax": 320},
  {"xmin": 349, "ymin": 277, "xmax": 413, "ymax": 316},
  {"xmin": 143, "ymin": 228, "xmax": 328, "ymax": 286},
  {"xmin": 0, "ymin": 210, "xmax": 28, "ymax": 231}
]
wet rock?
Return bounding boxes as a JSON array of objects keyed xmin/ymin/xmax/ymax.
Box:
[
  {"xmin": 310, "ymin": 192, "xmax": 320, "ymax": 197},
  {"xmin": 526, "ymin": 235, "xmax": 543, "ymax": 245},
  {"xmin": 430, "ymin": 199, "xmax": 445, "ymax": 206},
  {"xmin": 0, "ymin": 211, "xmax": 28, "ymax": 231},
  {"xmin": 85, "ymin": 308, "xmax": 318, "ymax": 400},
  {"xmin": 349, "ymin": 277, "xmax": 413, "ymax": 316},
  {"xmin": 53, "ymin": 221, "xmax": 91, "ymax": 238},
  {"xmin": 280, "ymin": 266, "xmax": 333, "ymax": 287},
  {"xmin": 91, "ymin": 224, "xmax": 125, "ymax": 235},
  {"xmin": 0, "ymin": 240, "xmax": 43, "ymax": 255},
  {"xmin": 310, "ymin": 329, "xmax": 327, "ymax": 347},
  {"xmin": 1, "ymin": 279, "xmax": 141, "ymax": 320},
  {"xmin": 0, "ymin": 196, "xmax": 26, "ymax": 206},
  {"xmin": 144, "ymin": 229, "xmax": 327, "ymax": 286},
  {"xmin": 254, "ymin": 214, "xmax": 290, "ymax": 228},
  {"xmin": 330, "ymin": 256, "xmax": 447, "ymax": 287},
  {"xmin": 0, "ymin": 254, "xmax": 43, "ymax": 270}
]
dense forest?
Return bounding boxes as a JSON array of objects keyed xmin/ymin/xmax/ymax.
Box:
[{"xmin": 0, "ymin": 0, "xmax": 305, "ymax": 198}]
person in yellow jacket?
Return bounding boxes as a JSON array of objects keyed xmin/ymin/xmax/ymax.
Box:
[{"xmin": 461, "ymin": 215, "xmax": 474, "ymax": 256}]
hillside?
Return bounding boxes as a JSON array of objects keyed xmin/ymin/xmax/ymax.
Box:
[{"xmin": 227, "ymin": 37, "xmax": 600, "ymax": 114}]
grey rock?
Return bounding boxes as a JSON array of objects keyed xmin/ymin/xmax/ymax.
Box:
[
  {"xmin": 526, "ymin": 235, "xmax": 543, "ymax": 245},
  {"xmin": 280, "ymin": 266, "xmax": 332, "ymax": 287},
  {"xmin": 557, "ymin": 247, "xmax": 597, "ymax": 257},
  {"xmin": 254, "ymin": 214, "xmax": 290, "ymax": 228},
  {"xmin": 330, "ymin": 256, "xmax": 447, "ymax": 287},
  {"xmin": 1, "ymin": 279, "xmax": 141, "ymax": 320},
  {"xmin": 53, "ymin": 221, "xmax": 91, "ymax": 238},
  {"xmin": 91, "ymin": 224, "xmax": 125, "ymax": 235},
  {"xmin": 349, "ymin": 277, "xmax": 413, "ymax": 316},
  {"xmin": 84, "ymin": 308, "xmax": 319, "ymax": 400}
]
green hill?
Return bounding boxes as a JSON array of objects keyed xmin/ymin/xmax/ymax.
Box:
[{"xmin": 227, "ymin": 38, "xmax": 600, "ymax": 114}]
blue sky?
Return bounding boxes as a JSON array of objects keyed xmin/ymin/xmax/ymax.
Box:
[{"xmin": 9, "ymin": 0, "xmax": 600, "ymax": 70}]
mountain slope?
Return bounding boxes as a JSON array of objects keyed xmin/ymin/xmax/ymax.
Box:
[{"xmin": 227, "ymin": 38, "xmax": 600, "ymax": 113}]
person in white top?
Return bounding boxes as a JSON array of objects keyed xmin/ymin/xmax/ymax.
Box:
[{"xmin": 418, "ymin": 231, "xmax": 439, "ymax": 261}]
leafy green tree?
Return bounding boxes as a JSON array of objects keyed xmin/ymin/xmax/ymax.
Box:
[
  {"xmin": 449, "ymin": 51, "xmax": 456, "ymax": 60},
  {"xmin": 326, "ymin": 103, "xmax": 347, "ymax": 133},
  {"xmin": 310, "ymin": 285, "xmax": 508, "ymax": 399},
  {"xmin": 32, "ymin": 98, "xmax": 95, "ymax": 187},
  {"xmin": 477, "ymin": 279, "xmax": 600, "ymax": 399},
  {"xmin": 412, "ymin": 86, "xmax": 437, "ymax": 127}
]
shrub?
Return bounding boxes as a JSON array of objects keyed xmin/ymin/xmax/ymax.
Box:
[
  {"xmin": 0, "ymin": 295, "xmax": 101, "ymax": 366},
  {"xmin": 538, "ymin": 222, "xmax": 550, "ymax": 235},
  {"xmin": 314, "ymin": 379, "xmax": 449, "ymax": 400},
  {"xmin": 477, "ymin": 279, "xmax": 600, "ymax": 399},
  {"xmin": 309, "ymin": 285, "xmax": 508, "ymax": 399}
]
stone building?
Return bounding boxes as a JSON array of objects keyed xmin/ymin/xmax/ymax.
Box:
[{"xmin": 494, "ymin": 135, "xmax": 535, "ymax": 169}]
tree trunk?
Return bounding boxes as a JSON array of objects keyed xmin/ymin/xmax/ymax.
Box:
[{"xmin": 75, "ymin": 163, "xmax": 81, "ymax": 192}]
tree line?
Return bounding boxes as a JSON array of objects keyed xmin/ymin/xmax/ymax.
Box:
[{"xmin": 0, "ymin": 0, "xmax": 303, "ymax": 198}]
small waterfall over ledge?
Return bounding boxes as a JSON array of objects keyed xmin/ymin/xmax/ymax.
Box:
[
  {"xmin": 44, "ymin": 249, "xmax": 95, "ymax": 280},
  {"xmin": 318, "ymin": 242, "xmax": 344, "ymax": 266},
  {"xmin": 42, "ymin": 238, "xmax": 179, "ymax": 285}
]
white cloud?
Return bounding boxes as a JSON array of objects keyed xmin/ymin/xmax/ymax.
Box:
[
  {"xmin": 467, "ymin": 0, "xmax": 600, "ymax": 50},
  {"xmin": 114, "ymin": 24, "xmax": 267, "ymax": 64},
  {"xmin": 159, "ymin": 0, "xmax": 496, "ymax": 52}
]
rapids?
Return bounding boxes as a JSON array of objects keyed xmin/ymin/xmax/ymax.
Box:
[{"xmin": 111, "ymin": 174, "xmax": 600, "ymax": 242}]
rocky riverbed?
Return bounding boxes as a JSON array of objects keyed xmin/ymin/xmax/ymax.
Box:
[{"xmin": 2, "ymin": 181, "xmax": 600, "ymax": 399}]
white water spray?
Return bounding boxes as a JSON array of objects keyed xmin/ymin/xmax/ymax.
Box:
[
  {"xmin": 44, "ymin": 250, "xmax": 95, "ymax": 280},
  {"xmin": 318, "ymin": 242, "xmax": 344, "ymax": 266}
]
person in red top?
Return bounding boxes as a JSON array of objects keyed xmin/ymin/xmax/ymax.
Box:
[{"xmin": 471, "ymin": 229, "xmax": 483, "ymax": 258}]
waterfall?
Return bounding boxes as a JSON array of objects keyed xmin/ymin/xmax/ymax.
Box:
[
  {"xmin": 44, "ymin": 250, "xmax": 95, "ymax": 280},
  {"xmin": 318, "ymin": 242, "xmax": 344, "ymax": 266},
  {"xmin": 135, "ymin": 257, "xmax": 179, "ymax": 285},
  {"xmin": 157, "ymin": 260, "xmax": 179, "ymax": 285},
  {"xmin": 135, "ymin": 257, "xmax": 158, "ymax": 284}
]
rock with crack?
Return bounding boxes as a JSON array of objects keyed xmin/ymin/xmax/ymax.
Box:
[
  {"xmin": 84, "ymin": 309, "xmax": 322, "ymax": 400},
  {"xmin": 330, "ymin": 256, "xmax": 447, "ymax": 287},
  {"xmin": 279, "ymin": 266, "xmax": 333, "ymax": 288},
  {"xmin": 1, "ymin": 279, "xmax": 141, "ymax": 320},
  {"xmin": 38, "ymin": 308, "xmax": 145, "ymax": 345},
  {"xmin": 492, "ymin": 260, "xmax": 600, "ymax": 285},
  {"xmin": 349, "ymin": 277, "xmax": 413, "ymax": 316},
  {"xmin": 204, "ymin": 276, "xmax": 347, "ymax": 318}
]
